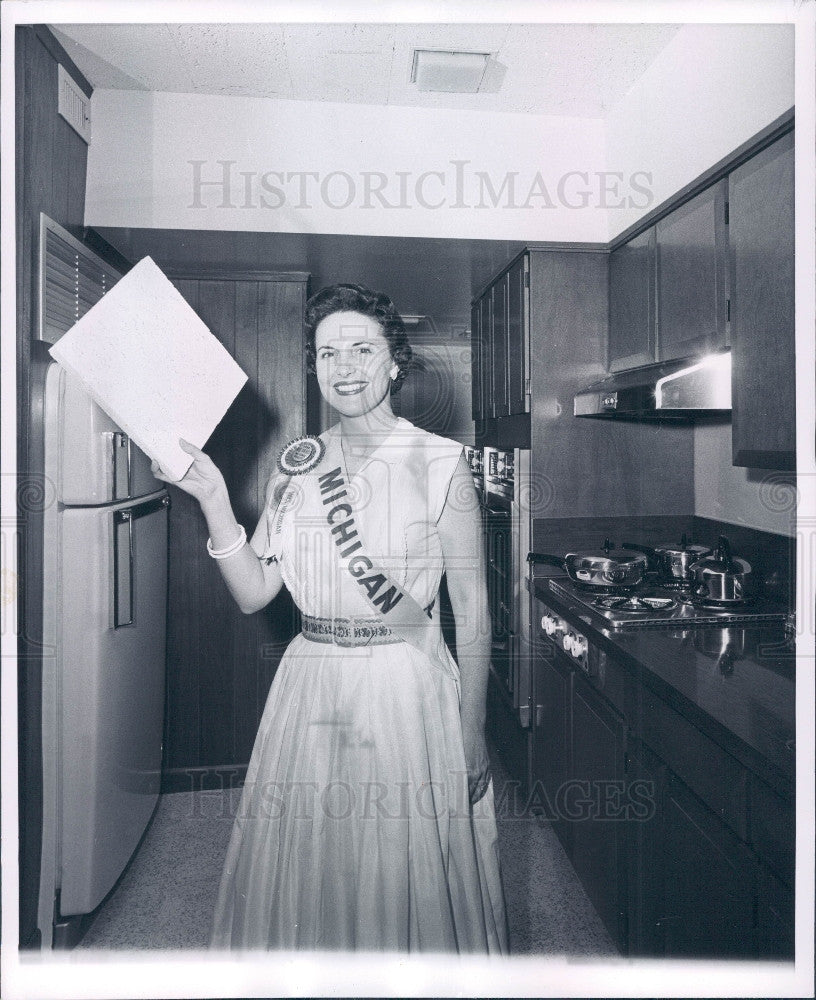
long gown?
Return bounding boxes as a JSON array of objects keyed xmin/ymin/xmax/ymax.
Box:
[{"xmin": 209, "ymin": 417, "xmax": 509, "ymax": 953}]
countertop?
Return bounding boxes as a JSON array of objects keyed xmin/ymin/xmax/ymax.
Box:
[{"xmin": 531, "ymin": 575, "xmax": 796, "ymax": 793}]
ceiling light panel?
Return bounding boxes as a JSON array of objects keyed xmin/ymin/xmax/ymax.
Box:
[{"xmin": 411, "ymin": 50, "xmax": 490, "ymax": 93}]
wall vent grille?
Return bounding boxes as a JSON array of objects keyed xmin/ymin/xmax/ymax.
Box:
[
  {"xmin": 57, "ymin": 64, "xmax": 91, "ymax": 144},
  {"xmin": 38, "ymin": 215, "xmax": 122, "ymax": 343}
]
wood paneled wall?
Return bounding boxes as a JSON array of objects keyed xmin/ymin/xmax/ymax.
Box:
[
  {"xmin": 162, "ymin": 275, "xmax": 308, "ymax": 787},
  {"xmin": 15, "ymin": 26, "xmax": 93, "ymax": 949}
]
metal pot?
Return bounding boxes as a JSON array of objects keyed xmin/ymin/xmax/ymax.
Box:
[
  {"xmin": 528, "ymin": 538, "xmax": 648, "ymax": 590},
  {"xmin": 622, "ymin": 534, "xmax": 712, "ymax": 582},
  {"xmin": 688, "ymin": 535, "xmax": 751, "ymax": 603}
]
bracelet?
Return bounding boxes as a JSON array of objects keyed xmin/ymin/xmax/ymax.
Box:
[{"xmin": 206, "ymin": 524, "xmax": 247, "ymax": 559}]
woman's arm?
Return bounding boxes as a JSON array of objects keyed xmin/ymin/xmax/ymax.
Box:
[
  {"xmin": 436, "ymin": 451, "xmax": 492, "ymax": 804},
  {"xmin": 151, "ymin": 439, "xmax": 284, "ymax": 614}
]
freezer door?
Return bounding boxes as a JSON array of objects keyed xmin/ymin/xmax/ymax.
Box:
[
  {"xmin": 58, "ymin": 493, "xmax": 168, "ymax": 916},
  {"xmin": 46, "ymin": 363, "xmax": 161, "ymax": 504}
]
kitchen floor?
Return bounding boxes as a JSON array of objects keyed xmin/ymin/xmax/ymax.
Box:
[{"xmin": 77, "ymin": 744, "xmax": 616, "ymax": 955}]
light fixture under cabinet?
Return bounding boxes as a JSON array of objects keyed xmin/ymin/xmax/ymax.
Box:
[{"xmin": 410, "ymin": 49, "xmax": 490, "ymax": 93}]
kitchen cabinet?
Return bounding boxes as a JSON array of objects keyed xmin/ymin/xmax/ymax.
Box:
[
  {"xmin": 506, "ymin": 255, "xmax": 529, "ymax": 415},
  {"xmin": 656, "ymin": 179, "xmax": 729, "ymax": 362},
  {"xmin": 605, "ymin": 126, "xmax": 794, "ymax": 471},
  {"xmin": 608, "ymin": 228, "xmax": 656, "ymax": 370},
  {"xmin": 470, "ymin": 301, "xmax": 483, "ymax": 423},
  {"xmin": 531, "ymin": 595, "xmax": 795, "ymax": 959},
  {"xmin": 479, "ymin": 293, "xmax": 492, "ymax": 427},
  {"xmin": 569, "ymin": 670, "xmax": 629, "ymax": 951},
  {"xmin": 608, "ymin": 180, "xmax": 729, "ymax": 372},
  {"xmin": 660, "ymin": 773, "xmax": 756, "ymax": 958},
  {"xmin": 531, "ymin": 633, "xmax": 573, "ymax": 853},
  {"xmin": 471, "ymin": 250, "xmax": 530, "ymax": 438},
  {"xmin": 728, "ymin": 129, "xmax": 795, "ymax": 470},
  {"xmin": 490, "ymin": 277, "xmax": 509, "ymax": 418},
  {"xmin": 625, "ymin": 739, "xmax": 666, "ymax": 957}
]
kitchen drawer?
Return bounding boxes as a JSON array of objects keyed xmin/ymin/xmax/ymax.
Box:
[
  {"xmin": 749, "ymin": 775, "xmax": 795, "ymax": 886},
  {"xmin": 639, "ymin": 688, "xmax": 747, "ymax": 841}
]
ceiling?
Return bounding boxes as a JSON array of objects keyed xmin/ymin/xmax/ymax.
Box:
[
  {"xmin": 94, "ymin": 227, "xmax": 530, "ymax": 331},
  {"xmin": 50, "ymin": 22, "xmax": 681, "ymax": 118}
]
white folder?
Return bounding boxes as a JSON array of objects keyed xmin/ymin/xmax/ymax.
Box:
[{"xmin": 49, "ymin": 256, "xmax": 248, "ymax": 481}]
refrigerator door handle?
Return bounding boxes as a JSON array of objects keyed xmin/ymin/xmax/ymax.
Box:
[
  {"xmin": 112, "ymin": 494, "xmax": 170, "ymax": 628},
  {"xmin": 113, "ymin": 509, "xmax": 134, "ymax": 628},
  {"xmin": 110, "ymin": 431, "xmax": 132, "ymax": 500}
]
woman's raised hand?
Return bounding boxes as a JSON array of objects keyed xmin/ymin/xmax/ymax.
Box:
[{"xmin": 150, "ymin": 438, "xmax": 227, "ymax": 505}]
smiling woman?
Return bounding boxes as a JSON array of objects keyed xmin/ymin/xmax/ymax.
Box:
[{"xmin": 151, "ymin": 282, "xmax": 508, "ymax": 953}]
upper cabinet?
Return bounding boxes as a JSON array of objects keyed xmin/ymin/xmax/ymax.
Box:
[
  {"xmin": 728, "ymin": 130, "xmax": 795, "ymax": 470},
  {"xmin": 608, "ymin": 228, "xmax": 656, "ymax": 370},
  {"xmin": 470, "ymin": 300, "xmax": 483, "ymax": 424},
  {"xmin": 471, "ymin": 250, "xmax": 530, "ymax": 436},
  {"xmin": 656, "ymin": 179, "xmax": 729, "ymax": 362},
  {"xmin": 606, "ymin": 125, "xmax": 795, "ymax": 471},
  {"xmin": 506, "ymin": 255, "xmax": 529, "ymax": 416},
  {"xmin": 490, "ymin": 276, "xmax": 509, "ymax": 418}
]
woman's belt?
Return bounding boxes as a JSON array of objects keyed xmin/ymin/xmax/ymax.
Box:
[{"xmin": 301, "ymin": 614, "xmax": 403, "ymax": 647}]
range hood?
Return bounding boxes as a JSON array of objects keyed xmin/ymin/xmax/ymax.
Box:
[{"xmin": 574, "ymin": 349, "xmax": 731, "ymax": 420}]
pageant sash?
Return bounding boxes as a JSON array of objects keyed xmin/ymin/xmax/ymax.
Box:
[
  {"xmin": 315, "ymin": 462, "xmax": 451, "ymax": 673},
  {"xmin": 260, "ymin": 435, "xmax": 451, "ymax": 675}
]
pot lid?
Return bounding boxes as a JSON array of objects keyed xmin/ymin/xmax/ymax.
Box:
[
  {"xmin": 568, "ymin": 538, "xmax": 649, "ymax": 568},
  {"xmin": 691, "ymin": 535, "xmax": 751, "ymax": 574},
  {"xmin": 655, "ymin": 540, "xmax": 712, "ymax": 556}
]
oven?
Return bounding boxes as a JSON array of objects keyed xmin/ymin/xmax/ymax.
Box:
[{"xmin": 483, "ymin": 447, "xmax": 531, "ymax": 727}]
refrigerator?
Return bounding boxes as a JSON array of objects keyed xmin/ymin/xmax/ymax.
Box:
[{"xmin": 39, "ymin": 360, "xmax": 169, "ymax": 947}]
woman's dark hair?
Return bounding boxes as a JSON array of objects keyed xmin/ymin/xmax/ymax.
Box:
[{"xmin": 304, "ymin": 283, "xmax": 412, "ymax": 393}]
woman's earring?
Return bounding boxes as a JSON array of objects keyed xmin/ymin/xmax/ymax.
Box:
[{"xmin": 389, "ymin": 364, "xmax": 399, "ymax": 381}]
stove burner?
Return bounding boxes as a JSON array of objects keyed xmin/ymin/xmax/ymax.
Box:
[
  {"xmin": 592, "ymin": 595, "xmax": 677, "ymax": 613},
  {"xmin": 681, "ymin": 595, "xmax": 755, "ymax": 610}
]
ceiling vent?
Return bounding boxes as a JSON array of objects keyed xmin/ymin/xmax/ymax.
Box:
[
  {"xmin": 410, "ymin": 49, "xmax": 490, "ymax": 93},
  {"xmin": 58, "ymin": 64, "xmax": 91, "ymax": 144}
]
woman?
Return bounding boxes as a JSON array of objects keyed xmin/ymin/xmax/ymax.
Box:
[{"xmin": 152, "ymin": 283, "xmax": 508, "ymax": 953}]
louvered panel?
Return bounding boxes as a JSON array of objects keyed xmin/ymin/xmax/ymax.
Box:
[{"xmin": 38, "ymin": 213, "xmax": 122, "ymax": 343}]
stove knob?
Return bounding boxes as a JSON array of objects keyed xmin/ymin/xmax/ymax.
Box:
[
  {"xmin": 573, "ymin": 635, "xmax": 588, "ymax": 659},
  {"xmin": 563, "ymin": 631, "xmax": 576, "ymax": 654},
  {"xmin": 541, "ymin": 614, "xmax": 558, "ymax": 636}
]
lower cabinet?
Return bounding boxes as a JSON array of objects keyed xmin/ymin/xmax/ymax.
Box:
[
  {"xmin": 531, "ymin": 636, "xmax": 573, "ymax": 853},
  {"xmin": 569, "ymin": 672, "xmax": 629, "ymax": 951},
  {"xmin": 531, "ymin": 611, "xmax": 794, "ymax": 960},
  {"xmin": 659, "ymin": 774, "xmax": 757, "ymax": 958}
]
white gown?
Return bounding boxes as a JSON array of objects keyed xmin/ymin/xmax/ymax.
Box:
[{"xmin": 209, "ymin": 417, "xmax": 509, "ymax": 952}]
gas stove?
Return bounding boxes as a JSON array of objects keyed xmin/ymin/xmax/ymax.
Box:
[{"xmin": 547, "ymin": 575, "xmax": 790, "ymax": 630}]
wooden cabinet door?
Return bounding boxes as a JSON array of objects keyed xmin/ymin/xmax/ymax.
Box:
[
  {"xmin": 625, "ymin": 740, "xmax": 666, "ymax": 957},
  {"xmin": 608, "ymin": 228, "xmax": 656, "ymax": 370},
  {"xmin": 470, "ymin": 300, "xmax": 483, "ymax": 422},
  {"xmin": 479, "ymin": 293, "xmax": 492, "ymax": 421},
  {"xmin": 531, "ymin": 633, "xmax": 573, "ymax": 853},
  {"xmin": 660, "ymin": 774, "xmax": 756, "ymax": 957},
  {"xmin": 656, "ymin": 180, "xmax": 728, "ymax": 361},
  {"xmin": 570, "ymin": 671, "xmax": 629, "ymax": 952},
  {"xmin": 490, "ymin": 277, "xmax": 509, "ymax": 417},
  {"xmin": 728, "ymin": 130, "xmax": 795, "ymax": 470},
  {"xmin": 506, "ymin": 255, "xmax": 529, "ymax": 415}
]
